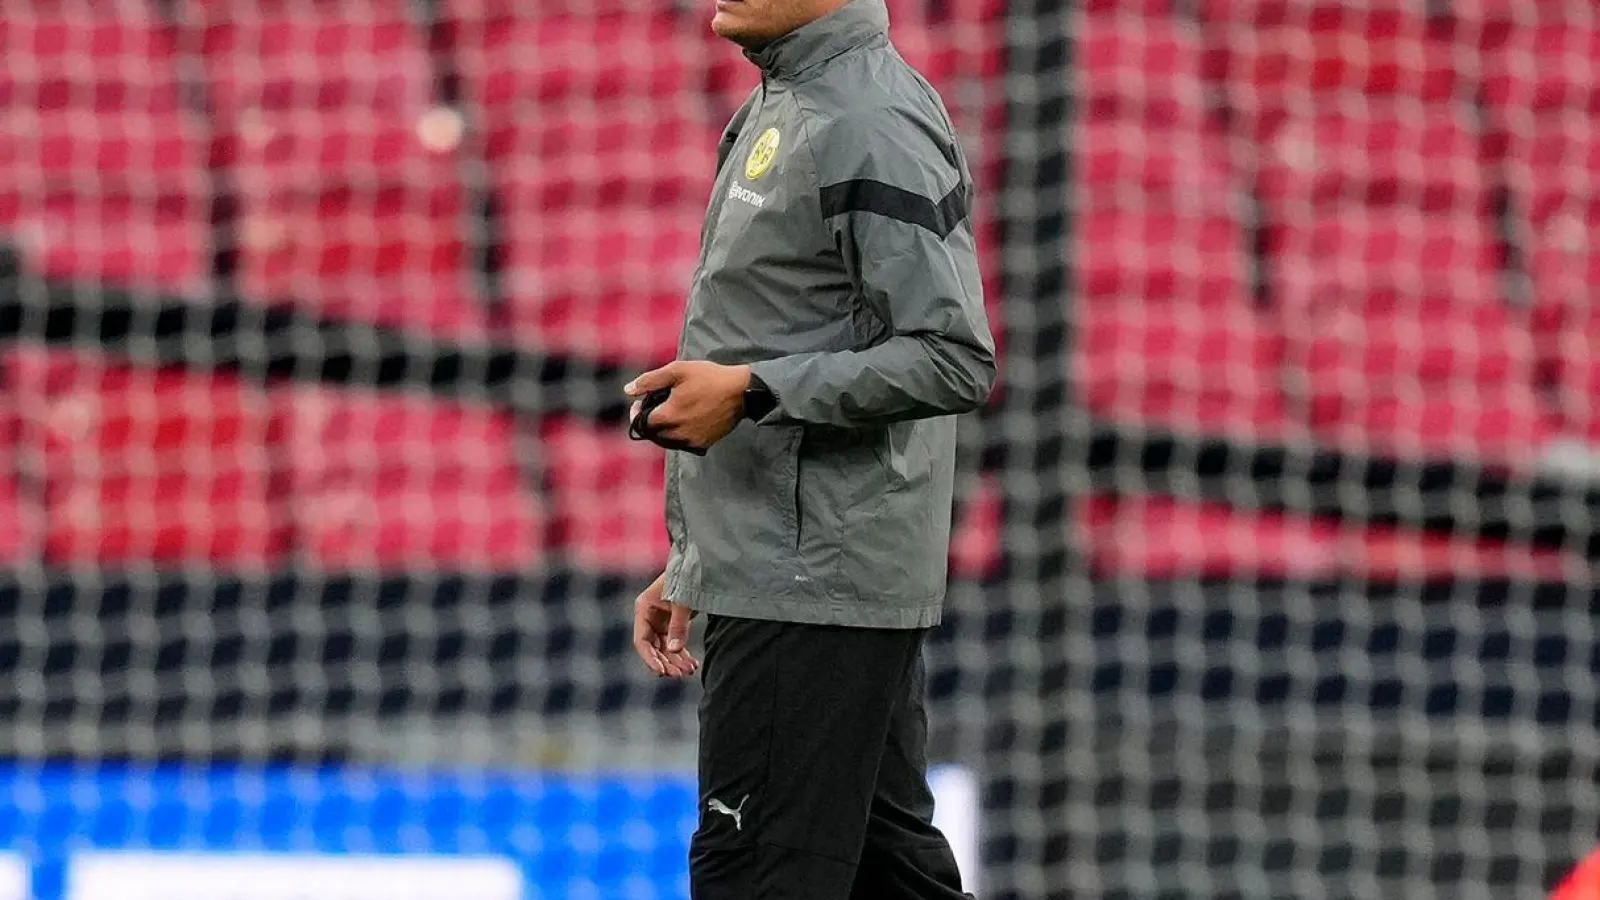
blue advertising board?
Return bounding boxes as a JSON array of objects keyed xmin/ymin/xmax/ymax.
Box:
[
  {"xmin": 0, "ymin": 764, "xmax": 976, "ymax": 898},
  {"xmin": 0, "ymin": 759, "xmax": 972, "ymax": 890},
  {"xmin": 0, "ymin": 764, "xmax": 697, "ymax": 900}
]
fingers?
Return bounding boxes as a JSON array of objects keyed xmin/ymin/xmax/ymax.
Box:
[
  {"xmin": 633, "ymin": 613, "xmax": 667, "ymax": 677},
  {"xmin": 660, "ymin": 645, "xmax": 699, "ymax": 678},
  {"xmin": 643, "ymin": 399, "xmax": 682, "ymax": 432},
  {"xmin": 663, "ymin": 603, "xmax": 699, "ymax": 675},
  {"xmin": 624, "ymin": 361, "xmax": 683, "ymax": 397},
  {"xmin": 647, "ymin": 632, "xmax": 696, "ymax": 678},
  {"xmin": 637, "ymin": 398, "xmax": 705, "ymax": 444},
  {"xmin": 633, "ymin": 577, "xmax": 698, "ymax": 678},
  {"xmin": 632, "ymin": 403, "xmax": 698, "ymax": 450},
  {"xmin": 666, "ymin": 602, "xmax": 692, "ymax": 654},
  {"xmin": 632, "ymin": 576, "xmax": 668, "ymax": 676},
  {"xmin": 627, "ymin": 392, "xmax": 696, "ymax": 450}
]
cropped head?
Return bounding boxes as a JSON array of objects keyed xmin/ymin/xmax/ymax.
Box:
[{"xmin": 711, "ymin": 0, "xmax": 850, "ymax": 48}]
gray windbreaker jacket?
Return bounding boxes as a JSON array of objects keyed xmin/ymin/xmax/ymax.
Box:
[{"xmin": 662, "ymin": 0, "xmax": 997, "ymax": 628}]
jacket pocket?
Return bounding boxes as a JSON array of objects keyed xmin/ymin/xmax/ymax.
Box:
[
  {"xmin": 674, "ymin": 422, "xmax": 806, "ymax": 597},
  {"xmin": 794, "ymin": 427, "xmax": 893, "ymax": 586},
  {"xmin": 787, "ymin": 427, "xmax": 805, "ymax": 553},
  {"xmin": 811, "ymin": 423, "xmax": 945, "ymax": 601},
  {"xmin": 757, "ymin": 424, "xmax": 806, "ymax": 569}
]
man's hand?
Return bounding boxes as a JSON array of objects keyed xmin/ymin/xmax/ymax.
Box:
[
  {"xmin": 633, "ymin": 572, "xmax": 699, "ymax": 678},
  {"xmin": 625, "ymin": 361, "xmax": 753, "ymax": 452}
]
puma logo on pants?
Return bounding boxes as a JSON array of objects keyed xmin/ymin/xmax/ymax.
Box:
[{"xmin": 707, "ymin": 795, "xmax": 749, "ymax": 832}]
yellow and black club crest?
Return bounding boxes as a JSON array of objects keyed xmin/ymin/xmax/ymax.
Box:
[{"xmin": 745, "ymin": 128, "xmax": 782, "ymax": 181}]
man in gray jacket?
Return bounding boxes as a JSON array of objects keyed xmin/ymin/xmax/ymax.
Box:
[{"xmin": 625, "ymin": 0, "xmax": 995, "ymax": 894}]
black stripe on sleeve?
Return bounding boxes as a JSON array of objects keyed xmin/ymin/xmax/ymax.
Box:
[{"xmin": 818, "ymin": 179, "xmax": 970, "ymax": 239}]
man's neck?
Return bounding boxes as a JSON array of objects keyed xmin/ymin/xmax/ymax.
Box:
[
  {"xmin": 743, "ymin": 0, "xmax": 886, "ymax": 80},
  {"xmin": 744, "ymin": 0, "xmax": 852, "ymax": 51}
]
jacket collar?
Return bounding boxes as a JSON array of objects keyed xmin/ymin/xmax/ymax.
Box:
[{"xmin": 744, "ymin": 0, "xmax": 889, "ymax": 82}]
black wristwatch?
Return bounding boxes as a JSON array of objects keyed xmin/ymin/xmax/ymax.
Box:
[{"xmin": 743, "ymin": 374, "xmax": 777, "ymax": 422}]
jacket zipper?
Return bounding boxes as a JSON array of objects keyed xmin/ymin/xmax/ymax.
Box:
[
  {"xmin": 670, "ymin": 76, "xmax": 774, "ymax": 548},
  {"xmin": 688, "ymin": 75, "xmax": 769, "ymax": 281},
  {"xmin": 792, "ymin": 436, "xmax": 804, "ymax": 553}
]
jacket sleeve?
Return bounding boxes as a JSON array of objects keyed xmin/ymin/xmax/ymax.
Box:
[{"xmin": 745, "ymin": 107, "xmax": 997, "ymax": 428}]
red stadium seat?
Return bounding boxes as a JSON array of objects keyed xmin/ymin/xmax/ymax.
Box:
[
  {"xmin": 0, "ymin": 16, "xmax": 178, "ymax": 93},
  {"xmin": 1076, "ymin": 16, "xmax": 1263, "ymax": 445},
  {"xmin": 487, "ymin": 104, "xmax": 713, "ymax": 361},
  {"xmin": 1077, "ymin": 298, "xmax": 1290, "ymax": 441},
  {"xmin": 1507, "ymin": 109, "xmax": 1600, "ymax": 446},
  {"xmin": 537, "ymin": 417, "xmax": 668, "ymax": 574},
  {"xmin": 6, "ymin": 349, "xmax": 285, "ymax": 567},
  {"xmin": 886, "ymin": 0, "xmax": 990, "ymax": 86},
  {"xmin": 2, "ymin": 191, "xmax": 208, "ymax": 293},
  {"xmin": 230, "ymin": 112, "xmax": 486, "ymax": 340},
  {"xmin": 500, "ymin": 205, "xmax": 699, "ymax": 365},
  {"xmin": 0, "ymin": 22, "xmax": 198, "ymax": 194},
  {"xmin": 1509, "ymin": 113, "xmax": 1600, "ymax": 304},
  {"xmin": 1080, "ymin": 117, "xmax": 1231, "ymax": 194},
  {"xmin": 230, "ymin": 115, "xmax": 455, "ymax": 183},
  {"xmin": 443, "ymin": 0, "xmax": 648, "ymax": 19},
  {"xmin": 1271, "ymin": 209, "xmax": 1547, "ymax": 464},
  {"xmin": 1200, "ymin": 3, "xmax": 1463, "ymax": 105},
  {"xmin": 1521, "ymin": 124, "xmax": 1600, "ymax": 208},
  {"xmin": 276, "ymin": 385, "xmax": 542, "ymax": 572},
  {"xmin": 1079, "ymin": 208, "xmax": 1249, "ymax": 310},
  {"xmin": 196, "ymin": 13, "xmax": 431, "ymax": 119},
  {"xmin": 1482, "ymin": 23, "xmax": 1600, "ymax": 117},
  {"xmin": 1253, "ymin": 102, "xmax": 1486, "ymax": 214},
  {"xmin": 1306, "ymin": 389, "xmax": 1549, "ymax": 467},
  {"xmin": 1077, "ymin": 11, "xmax": 1241, "ymax": 322},
  {"xmin": 1076, "ymin": 491, "xmax": 1572, "ymax": 582},
  {"xmin": 1081, "ymin": 12, "xmax": 1206, "ymax": 128},
  {"xmin": 1268, "ymin": 210, "xmax": 1500, "ymax": 313},
  {"xmin": 238, "ymin": 180, "xmax": 482, "ymax": 339},
  {"xmin": 1078, "ymin": 492, "xmax": 1340, "ymax": 582},
  {"xmin": 488, "ymin": 108, "xmax": 716, "ymax": 208},
  {"xmin": 943, "ymin": 0, "xmax": 1008, "ymax": 21},
  {"xmin": 1449, "ymin": 0, "xmax": 1568, "ymax": 21},
  {"xmin": 446, "ymin": 6, "xmax": 719, "ymax": 363},
  {"xmin": 452, "ymin": 12, "xmax": 693, "ymax": 112},
  {"xmin": 1522, "ymin": 205, "xmax": 1600, "ymax": 443},
  {"xmin": 934, "ymin": 0, "xmax": 1006, "ymax": 80},
  {"xmin": 1525, "ymin": 196, "xmax": 1600, "ymax": 380},
  {"xmin": 0, "ymin": 384, "xmax": 33, "ymax": 564},
  {"xmin": 0, "ymin": 114, "xmax": 198, "ymax": 192},
  {"xmin": 0, "ymin": 16, "xmax": 209, "ymax": 293},
  {"xmin": 1078, "ymin": 13, "xmax": 1233, "ymax": 206},
  {"xmin": 1301, "ymin": 296, "xmax": 1532, "ymax": 390},
  {"xmin": 884, "ymin": 0, "xmax": 931, "ymax": 28},
  {"xmin": 193, "ymin": 3, "xmax": 487, "ymax": 339}
]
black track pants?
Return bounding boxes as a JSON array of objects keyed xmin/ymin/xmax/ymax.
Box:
[{"xmin": 688, "ymin": 614, "xmax": 973, "ymax": 900}]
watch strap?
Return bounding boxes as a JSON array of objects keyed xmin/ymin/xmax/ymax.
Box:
[{"xmin": 743, "ymin": 375, "xmax": 777, "ymax": 422}]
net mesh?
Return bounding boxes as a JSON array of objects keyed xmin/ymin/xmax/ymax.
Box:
[
  {"xmin": 0, "ymin": 0, "xmax": 1596, "ymax": 898},
  {"xmin": 0, "ymin": 0, "xmax": 1000, "ymax": 897},
  {"xmin": 1053, "ymin": 1, "xmax": 1600, "ymax": 898}
]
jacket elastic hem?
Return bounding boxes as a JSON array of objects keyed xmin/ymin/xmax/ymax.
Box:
[{"xmin": 666, "ymin": 585, "xmax": 942, "ymax": 630}]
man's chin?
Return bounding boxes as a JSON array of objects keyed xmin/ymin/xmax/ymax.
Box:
[{"xmin": 710, "ymin": 11, "xmax": 768, "ymax": 47}]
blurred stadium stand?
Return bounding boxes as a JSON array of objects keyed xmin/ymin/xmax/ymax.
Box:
[
  {"xmin": 0, "ymin": 0, "xmax": 1598, "ymax": 897},
  {"xmin": 0, "ymin": 0, "xmax": 1009, "ymax": 575}
]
